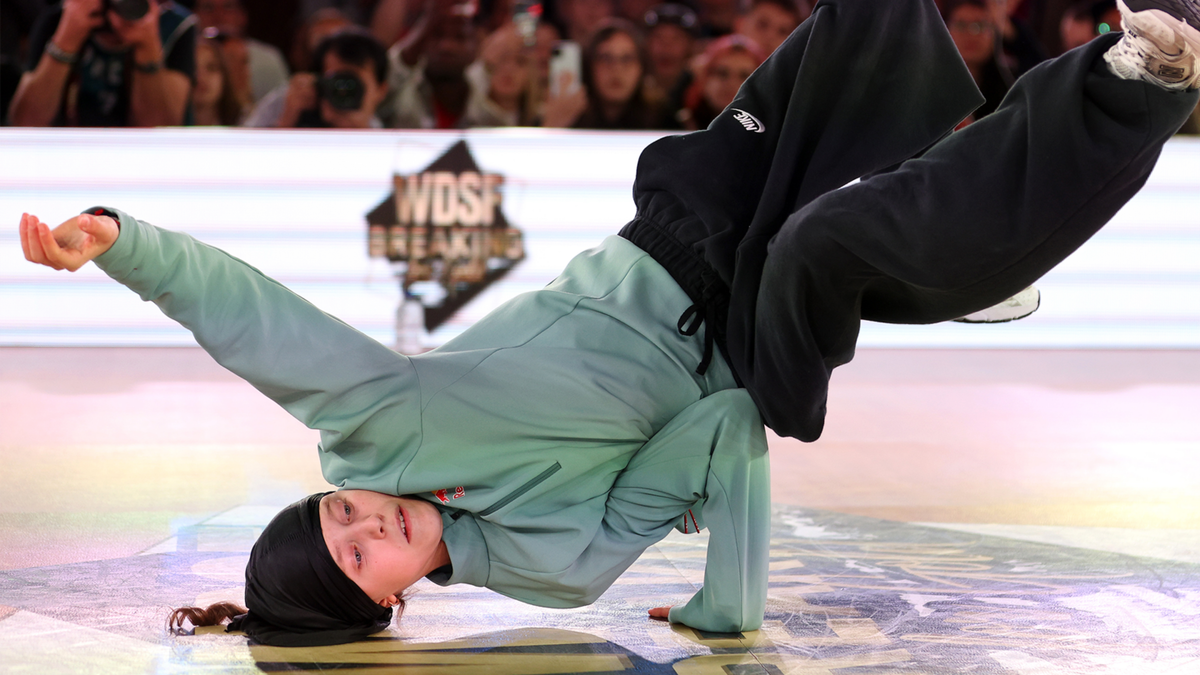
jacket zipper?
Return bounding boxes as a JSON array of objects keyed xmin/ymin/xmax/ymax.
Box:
[{"xmin": 478, "ymin": 462, "xmax": 562, "ymax": 517}]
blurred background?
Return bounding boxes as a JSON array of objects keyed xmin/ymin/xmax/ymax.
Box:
[
  {"xmin": 4, "ymin": 0, "xmax": 1200, "ymax": 134},
  {"xmin": 3, "ymin": 0, "xmax": 1200, "ymax": 351}
]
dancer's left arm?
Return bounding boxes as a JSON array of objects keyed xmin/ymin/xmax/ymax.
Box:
[
  {"xmin": 603, "ymin": 390, "xmax": 771, "ymax": 633},
  {"xmin": 659, "ymin": 392, "xmax": 771, "ymax": 633},
  {"xmin": 18, "ymin": 209, "xmax": 419, "ymax": 486},
  {"xmin": 510, "ymin": 390, "xmax": 769, "ymax": 632}
]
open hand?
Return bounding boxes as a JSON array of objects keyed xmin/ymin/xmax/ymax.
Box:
[
  {"xmin": 648, "ymin": 606, "xmax": 673, "ymax": 621},
  {"xmin": 20, "ymin": 212, "xmax": 119, "ymax": 272}
]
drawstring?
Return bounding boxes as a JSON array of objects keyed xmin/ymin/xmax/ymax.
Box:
[
  {"xmin": 677, "ymin": 303, "xmax": 714, "ymax": 376},
  {"xmin": 676, "ymin": 269, "xmax": 722, "ymax": 376}
]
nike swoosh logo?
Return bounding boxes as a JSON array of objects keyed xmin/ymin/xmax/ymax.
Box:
[{"xmin": 731, "ymin": 108, "xmax": 766, "ymax": 133}]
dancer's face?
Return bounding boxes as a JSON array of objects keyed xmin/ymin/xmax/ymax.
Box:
[{"xmin": 319, "ymin": 490, "xmax": 445, "ymax": 604}]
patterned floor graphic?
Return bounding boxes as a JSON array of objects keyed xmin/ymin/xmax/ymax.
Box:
[{"xmin": 2, "ymin": 504, "xmax": 1198, "ymax": 675}]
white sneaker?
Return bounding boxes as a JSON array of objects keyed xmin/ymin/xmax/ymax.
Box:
[
  {"xmin": 1105, "ymin": 0, "xmax": 1200, "ymax": 90},
  {"xmin": 954, "ymin": 286, "xmax": 1041, "ymax": 323}
]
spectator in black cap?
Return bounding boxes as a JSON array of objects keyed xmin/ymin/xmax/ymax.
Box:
[{"xmin": 643, "ymin": 3, "xmax": 699, "ymax": 125}]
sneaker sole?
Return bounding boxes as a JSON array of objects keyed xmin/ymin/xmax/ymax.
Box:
[
  {"xmin": 953, "ymin": 288, "xmax": 1041, "ymax": 324},
  {"xmin": 1124, "ymin": 0, "xmax": 1200, "ymax": 52},
  {"xmin": 1125, "ymin": 0, "xmax": 1200, "ymax": 31}
]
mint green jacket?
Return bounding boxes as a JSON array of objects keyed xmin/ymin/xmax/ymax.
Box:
[{"xmin": 94, "ymin": 208, "xmax": 771, "ymax": 633}]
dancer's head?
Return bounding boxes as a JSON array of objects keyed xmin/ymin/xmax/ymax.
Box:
[
  {"xmin": 169, "ymin": 491, "xmax": 447, "ymax": 646},
  {"xmin": 316, "ymin": 491, "xmax": 449, "ymax": 605}
]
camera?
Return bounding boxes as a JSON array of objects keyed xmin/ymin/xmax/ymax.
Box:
[
  {"xmin": 319, "ymin": 71, "xmax": 366, "ymax": 111},
  {"xmin": 105, "ymin": 0, "xmax": 150, "ymax": 21}
]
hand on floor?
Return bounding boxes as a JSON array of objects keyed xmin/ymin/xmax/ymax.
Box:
[
  {"xmin": 19, "ymin": 212, "xmax": 118, "ymax": 272},
  {"xmin": 648, "ymin": 606, "xmax": 673, "ymax": 621}
]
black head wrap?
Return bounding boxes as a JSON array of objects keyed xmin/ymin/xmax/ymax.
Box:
[{"xmin": 226, "ymin": 492, "xmax": 393, "ymax": 646}]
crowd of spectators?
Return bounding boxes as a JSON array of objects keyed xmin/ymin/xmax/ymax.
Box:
[{"xmin": 2, "ymin": 0, "xmax": 1197, "ymax": 132}]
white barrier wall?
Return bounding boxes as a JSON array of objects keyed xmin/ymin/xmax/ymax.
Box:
[{"xmin": 2, "ymin": 127, "xmax": 1199, "ymax": 348}]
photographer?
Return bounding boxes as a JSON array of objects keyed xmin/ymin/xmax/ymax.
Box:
[
  {"xmin": 276, "ymin": 28, "xmax": 389, "ymax": 129},
  {"xmin": 8, "ymin": 0, "xmax": 196, "ymax": 127}
]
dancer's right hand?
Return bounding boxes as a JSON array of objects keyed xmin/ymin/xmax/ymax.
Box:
[{"xmin": 19, "ymin": 212, "xmax": 119, "ymax": 272}]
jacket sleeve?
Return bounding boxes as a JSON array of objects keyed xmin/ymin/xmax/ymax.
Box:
[
  {"xmin": 90, "ymin": 208, "xmax": 421, "ymax": 487},
  {"xmin": 547, "ymin": 389, "xmax": 769, "ymax": 631},
  {"xmin": 663, "ymin": 390, "xmax": 770, "ymax": 633}
]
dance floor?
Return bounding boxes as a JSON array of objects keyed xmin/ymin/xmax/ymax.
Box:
[{"xmin": 1, "ymin": 347, "xmax": 1198, "ymax": 674}]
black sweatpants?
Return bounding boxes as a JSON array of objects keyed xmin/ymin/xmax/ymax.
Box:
[{"xmin": 620, "ymin": 0, "xmax": 1200, "ymax": 442}]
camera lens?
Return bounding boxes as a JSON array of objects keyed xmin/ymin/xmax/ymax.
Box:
[
  {"xmin": 319, "ymin": 71, "xmax": 366, "ymax": 111},
  {"xmin": 107, "ymin": 0, "xmax": 150, "ymax": 21}
]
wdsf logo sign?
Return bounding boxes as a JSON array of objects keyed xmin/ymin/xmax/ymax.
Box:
[{"xmin": 367, "ymin": 140, "xmax": 525, "ymax": 344}]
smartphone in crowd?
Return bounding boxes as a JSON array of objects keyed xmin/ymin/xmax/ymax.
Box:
[{"xmin": 549, "ymin": 41, "xmax": 582, "ymax": 97}]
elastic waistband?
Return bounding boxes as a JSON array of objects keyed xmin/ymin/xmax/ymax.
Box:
[{"xmin": 619, "ymin": 216, "xmax": 737, "ymax": 381}]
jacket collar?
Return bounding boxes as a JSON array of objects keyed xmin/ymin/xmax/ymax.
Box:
[{"xmin": 425, "ymin": 508, "xmax": 489, "ymax": 589}]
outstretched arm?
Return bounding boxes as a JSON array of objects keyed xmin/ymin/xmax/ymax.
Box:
[{"xmin": 18, "ymin": 209, "xmax": 420, "ymax": 487}]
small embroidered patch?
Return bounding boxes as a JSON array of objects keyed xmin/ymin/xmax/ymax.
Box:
[{"xmin": 433, "ymin": 487, "xmax": 466, "ymax": 504}]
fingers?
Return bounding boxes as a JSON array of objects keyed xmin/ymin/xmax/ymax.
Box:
[
  {"xmin": 35, "ymin": 221, "xmax": 66, "ymax": 270},
  {"xmin": 23, "ymin": 215, "xmax": 51, "ymax": 267},
  {"xmin": 20, "ymin": 213, "xmax": 33, "ymax": 261},
  {"xmin": 21, "ymin": 213, "xmax": 89, "ymax": 271},
  {"xmin": 34, "ymin": 219, "xmax": 88, "ymax": 272},
  {"xmin": 23, "ymin": 217, "xmax": 49, "ymax": 267}
]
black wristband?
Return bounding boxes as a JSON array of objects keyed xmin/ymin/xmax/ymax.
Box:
[
  {"xmin": 134, "ymin": 60, "xmax": 162, "ymax": 74},
  {"xmin": 84, "ymin": 207, "xmax": 122, "ymax": 230}
]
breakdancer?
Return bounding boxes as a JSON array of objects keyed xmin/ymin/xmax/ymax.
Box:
[{"xmin": 19, "ymin": 0, "xmax": 1200, "ymax": 648}]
